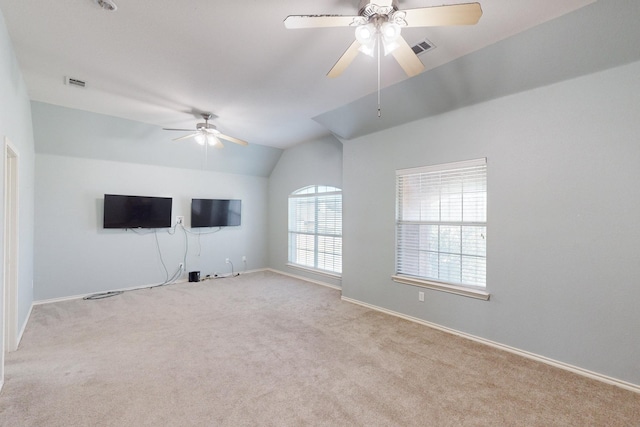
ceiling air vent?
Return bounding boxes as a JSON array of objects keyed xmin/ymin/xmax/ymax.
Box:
[
  {"xmin": 64, "ymin": 76, "xmax": 87, "ymax": 88},
  {"xmin": 411, "ymin": 38, "xmax": 436, "ymax": 56}
]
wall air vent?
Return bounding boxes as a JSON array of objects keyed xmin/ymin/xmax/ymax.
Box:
[
  {"xmin": 411, "ymin": 38, "xmax": 436, "ymax": 56},
  {"xmin": 64, "ymin": 76, "xmax": 87, "ymax": 88}
]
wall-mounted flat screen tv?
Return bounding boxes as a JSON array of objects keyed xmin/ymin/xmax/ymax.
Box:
[
  {"xmin": 191, "ymin": 199, "xmax": 241, "ymax": 227},
  {"xmin": 103, "ymin": 194, "xmax": 173, "ymax": 229}
]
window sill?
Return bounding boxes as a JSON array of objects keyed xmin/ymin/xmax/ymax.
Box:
[
  {"xmin": 287, "ymin": 263, "xmax": 342, "ymax": 280},
  {"xmin": 391, "ymin": 275, "xmax": 490, "ymax": 301}
]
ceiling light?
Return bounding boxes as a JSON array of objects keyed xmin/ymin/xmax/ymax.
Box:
[
  {"xmin": 207, "ymin": 135, "xmax": 224, "ymax": 149},
  {"xmin": 94, "ymin": 0, "xmax": 117, "ymax": 11},
  {"xmin": 381, "ymin": 22, "xmax": 401, "ymax": 40},
  {"xmin": 355, "ymin": 23, "xmax": 375, "ymax": 45},
  {"xmin": 194, "ymin": 134, "xmax": 206, "ymax": 145},
  {"xmin": 358, "ymin": 42, "xmax": 376, "ymax": 57},
  {"xmin": 381, "ymin": 22, "xmax": 401, "ymax": 55},
  {"xmin": 356, "ymin": 23, "xmax": 377, "ymax": 58}
]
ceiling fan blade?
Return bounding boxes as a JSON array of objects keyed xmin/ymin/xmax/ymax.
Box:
[
  {"xmin": 390, "ymin": 36, "xmax": 425, "ymax": 77},
  {"xmin": 163, "ymin": 128, "xmax": 193, "ymax": 131},
  {"xmin": 172, "ymin": 132, "xmax": 199, "ymax": 142},
  {"xmin": 284, "ymin": 15, "xmax": 360, "ymax": 29},
  {"xmin": 327, "ymin": 40, "xmax": 362, "ymax": 78},
  {"xmin": 217, "ymin": 133, "xmax": 248, "ymax": 146},
  {"xmin": 403, "ymin": 3, "xmax": 483, "ymax": 27}
]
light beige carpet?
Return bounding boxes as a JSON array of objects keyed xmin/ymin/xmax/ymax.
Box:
[{"xmin": 1, "ymin": 271, "xmax": 639, "ymax": 426}]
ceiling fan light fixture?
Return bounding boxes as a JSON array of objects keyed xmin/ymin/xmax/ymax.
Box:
[
  {"xmin": 213, "ymin": 137, "xmax": 225, "ymax": 149},
  {"xmin": 381, "ymin": 22, "xmax": 401, "ymax": 41},
  {"xmin": 194, "ymin": 133, "xmax": 206, "ymax": 145},
  {"xmin": 358, "ymin": 41, "xmax": 376, "ymax": 57},
  {"xmin": 381, "ymin": 22, "xmax": 401, "ymax": 55},
  {"xmin": 356, "ymin": 23, "xmax": 377, "ymax": 57},
  {"xmin": 382, "ymin": 39, "xmax": 399, "ymax": 56},
  {"xmin": 206, "ymin": 134, "xmax": 223, "ymax": 147},
  {"xmin": 355, "ymin": 23, "xmax": 376, "ymax": 45}
]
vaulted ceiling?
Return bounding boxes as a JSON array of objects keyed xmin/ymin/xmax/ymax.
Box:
[{"xmin": 2, "ymin": 0, "xmax": 637, "ymax": 149}]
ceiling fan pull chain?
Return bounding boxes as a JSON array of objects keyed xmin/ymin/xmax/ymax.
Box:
[
  {"xmin": 377, "ymin": 32, "xmax": 382, "ymax": 118},
  {"xmin": 203, "ymin": 141, "xmax": 208, "ymax": 170}
]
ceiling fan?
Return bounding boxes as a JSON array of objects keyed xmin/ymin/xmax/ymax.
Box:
[
  {"xmin": 284, "ymin": 0, "xmax": 482, "ymax": 78},
  {"xmin": 163, "ymin": 113, "xmax": 248, "ymax": 148}
]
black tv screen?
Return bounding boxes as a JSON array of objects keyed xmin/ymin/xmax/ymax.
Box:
[
  {"xmin": 191, "ymin": 199, "xmax": 241, "ymax": 227},
  {"xmin": 103, "ymin": 194, "xmax": 172, "ymax": 229}
]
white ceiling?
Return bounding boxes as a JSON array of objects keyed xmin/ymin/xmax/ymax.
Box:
[{"xmin": 0, "ymin": 0, "xmax": 595, "ymax": 149}]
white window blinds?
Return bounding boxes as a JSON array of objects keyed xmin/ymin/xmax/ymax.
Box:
[
  {"xmin": 396, "ymin": 158, "xmax": 487, "ymax": 288},
  {"xmin": 288, "ymin": 186, "xmax": 342, "ymax": 275}
]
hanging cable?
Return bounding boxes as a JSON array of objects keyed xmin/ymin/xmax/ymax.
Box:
[
  {"xmin": 83, "ymin": 263, "xmax": 185, "ymax": 300},
  {"xmin": 183, "ymin": 226, "xmax": 222, "ymax": 236},
  {"xmin": 84, "ymin": 219, "xmax": 227, "ymax": 300},
  {"xmin": 83, "ymin": 291, "xmax": 123, "ymax": 300},
  {"xmin": 181, "ymin": 224, "xmax": 188, "ymax": 268},
  {"xmin": 154, "ymin": 229, "xmax": 169, "ymax": 282}
]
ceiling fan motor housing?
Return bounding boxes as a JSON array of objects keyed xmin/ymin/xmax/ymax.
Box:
[
  {"xmin": 196, "ymin": 113, "xmax": 217, "ymax": 131},
  {"xmin": 358, "ymin": 0, "xmax": 399, "ymax": 15},
  {"xmin": 196, "ymin": 123, "xmax": 217, "ymax": 131}
]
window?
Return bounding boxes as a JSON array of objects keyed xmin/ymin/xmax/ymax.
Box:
[
  {"xmin": 394, "ymin": 158, "xmax": 487, "ymax": 298},
  {"xmin": 288, "ymin": 185, "xmax": 342, "ymax": 275}
]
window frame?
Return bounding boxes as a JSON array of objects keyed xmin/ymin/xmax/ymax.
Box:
[
  {"xmin": 287, "ymin": 185, "xmax": 342, "ymax": 277},
  {"xmin": 393, "ymin": 158, "xmax": 490, "ymax": 300}
]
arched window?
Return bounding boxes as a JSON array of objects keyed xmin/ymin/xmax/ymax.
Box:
[{"xmin": 288, "ymin": 185, "xmax": 342, "ymax": 275}]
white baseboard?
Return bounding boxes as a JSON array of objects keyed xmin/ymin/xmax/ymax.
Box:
[
  {"xmin": 33, "ymin": 270, "xmax": 273, "ymax": 306},
  {"xmin": 30, "ymin": 270, "xmax": 637, "ymax": 394},
  {"xmin": 266, "ymin": 268, "xmax": 342, "ymax": 291},
  {"xmin": 341, "ymin": 296, "xmax": 640, "ymax": 395},
  {"xmin": 16, "ymin": 303, "xmax": 33, "ymax": 348},
  {"xmin": 34, "ymin": 278, "xmax": 190, "ymax": 305},
  {"xmin": 1, "ymin": 292, "xmax": 32, "ymax": 391}
]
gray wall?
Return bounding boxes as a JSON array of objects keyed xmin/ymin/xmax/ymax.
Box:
[
  {"xmin": 35, "ymin": 154, "xmax": 267, "ymax": 300},
  {"xmin": 342, "ymin": 60, "xmax": 640, "ymax": 385},
  {"xmin": 0, "ymin": 10, "xmax": 35, "ymax": 342},
  {"xmin": 268, "ymin": 135, "xmax": 343, "ymax": 286},
  {"xmin": 32, "ymin": 105, "xmax": 271, "ymax": 301}
]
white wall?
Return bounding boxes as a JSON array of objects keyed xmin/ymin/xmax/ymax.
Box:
[
  {"xmin": 35, "ymin": 154, "xmax": 268, "ymax": 300},
  {"xmin": 268, "ymin": 135, "xmax": 343, "ymax": 286},
  {"xmin": 0, "ymin": 9, "xmax": 35, "ymax": 346},
  {"xmin": 342, "ymin": 60, "xmax": 640, "ymax": 386}
]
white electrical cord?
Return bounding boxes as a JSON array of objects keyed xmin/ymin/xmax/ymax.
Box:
[{"xmin": 85, "ymin": 225, "xmax": 189, "ymax": 300}]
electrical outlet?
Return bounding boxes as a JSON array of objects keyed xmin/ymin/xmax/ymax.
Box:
[
  {"xmin": 418, "ymin": 291, "xmax": 425, "ymax": 302},
  {"xmin": 176, "ymin": 216, "xmax": 184, "ymax": 225},
  {"xmin": 242, "ymin": 256, "xmax": 247, "ymax": 262},
  {"xmin": 179, "ymin": 262, "xmax": 184, "ymax": 270},
  {"xmin": 225, "ymin": 258, "xmax": 230, "ymax": 264}
]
